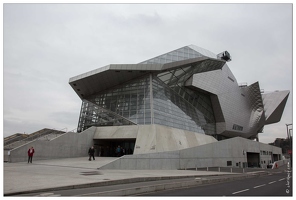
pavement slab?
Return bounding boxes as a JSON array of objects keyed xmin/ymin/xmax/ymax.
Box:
[{"xmin": 4, "ymin": 157, "xmax": 237, "ymax": 195}]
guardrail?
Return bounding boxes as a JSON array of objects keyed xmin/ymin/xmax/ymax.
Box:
[
  {"xmin": 4, "ymin": 128, "xmax": 69, "ymax": 150},
  {"xmin": 271, "ymin": 159, "xmax": 289, "ymax": 169}
]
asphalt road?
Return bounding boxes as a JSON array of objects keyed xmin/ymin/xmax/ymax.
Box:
[
  {"xmin": 18, "ymin": 171, "xmax": 291, "ymax": 197},
  {"xmin": 16, "ymin": 177, "xmax": 200, "ymax": 197},
  {"xmin": 14, "ymin": 165, "xmax": 291, "ymax": 197},
  {"xmin": 141, "ymin": 171, "xmax": 292, "ymax": 196}
]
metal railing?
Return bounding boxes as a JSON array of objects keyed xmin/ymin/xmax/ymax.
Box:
[{"xmin": 4, "ymin": 128, "xmax": 67, "ymax": 150}]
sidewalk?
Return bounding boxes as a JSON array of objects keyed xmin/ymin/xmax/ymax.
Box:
[{"xmin": 3, "ymin": 157, "xmax": 271, "ymax": 196}]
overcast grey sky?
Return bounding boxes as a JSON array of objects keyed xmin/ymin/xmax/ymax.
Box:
[{"xmin": 3, "ymin": 3, "xmax": 293, "ymax": 144}]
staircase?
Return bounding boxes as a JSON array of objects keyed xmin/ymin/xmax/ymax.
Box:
[
  {"xmin": 4, "ymin": 133, "xmax": 28, "ymax": 146},
  {"xmin": 4, "ymin": 128, "xmax": 66, "ymax": 151}
]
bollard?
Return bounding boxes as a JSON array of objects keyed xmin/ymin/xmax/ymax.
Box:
[
  {"xmin": 218, "ymin": 167, "xmax": 220, "ymax": 172},
  {"xmin": 231, "ymin": 168, "xmax": 232, "ymax": 173},
  {"xmin": 207, "ymin": 167, "xmax": 208, "ymax": 171}
]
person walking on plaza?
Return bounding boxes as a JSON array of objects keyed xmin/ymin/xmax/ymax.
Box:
[
  {"xmin": 88, "ymin": 146, "xmax": 95, "ymax": 161},
  {"xmin": 27, "ymin": 146, "xmax": 35, "ymax": 163},
  {"xmin": 116, "ymin": 145, "xmax": 121, "ymax": 157}
]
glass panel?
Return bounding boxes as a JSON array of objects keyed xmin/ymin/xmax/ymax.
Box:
[
  {"xmin": 151, "ymin": 75, "xmax": 215, "ymax": 135},
  {"xmin": 77, "ymin": 75, "xmax": 151, "ymax": 132}
]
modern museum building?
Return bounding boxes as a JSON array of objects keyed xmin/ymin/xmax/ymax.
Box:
[{"xmin": 6, "ymin": 45, "xmax": 290, "ymax": 170}]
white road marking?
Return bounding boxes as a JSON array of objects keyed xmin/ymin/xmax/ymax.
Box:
[
  {"xmin": 36, "ymin": 192, "xmax": 61, "ymax": 196},
  {"xmin": 268, "ymin": 181, "xmax": 276, "ymax": 184},
  {"xmin": 38, "ymin": 193, "xmax": 55, "ymax": 196},
  {"xmin": 279, "ymin": 178, "xmax": 286, "ymax": 181},
  {"xmin": 232, "ymin": 189, "xmax": 249, "ymax": 194},
  {"xmin": 253, "ymin": 184, "xmax": 266, "ymax": 188}
]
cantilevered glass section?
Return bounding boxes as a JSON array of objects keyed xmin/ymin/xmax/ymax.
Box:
[
  {"xmin": 139, "ymin": 45, "xmax": 217, "ymax": 64},
  {"xmin": 77, "ymin": 76, "xmax": 151, "ymax": 132},
  {"xmin": 152, "ymin": 77, "xmax": 215, "ymax": 134},
  {"xmin": 153, "ymin": 60, "xmax": 216, "ymax": 135},
  {"xmin": 76, "ymin": 45, "xmax": 218, "ymax": 134},
  {"xmin": 77, "ymin": 100, "xmax": 136, "ymax": 132},
  {"xmin": 77, "ymin": 67, "xmax": 216, "ymax": 135}
]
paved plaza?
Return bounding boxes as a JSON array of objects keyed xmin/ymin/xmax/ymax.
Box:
[{"xmin": 4, "ymin": 157, "xmax": 241, "ymax": 195}]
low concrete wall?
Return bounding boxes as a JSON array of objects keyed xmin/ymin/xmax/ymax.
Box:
[
  {"xmin": 99, "ymin": 151, "xmax": 181, "ymax": 170},
  {"xmin": 8, "ymin": 127, "xmax": 96, "ymax": 163},
  {"xmin": 98, "ymin": 137, "xmax": 284, "ymax": 170},
  {"xmin": 94, "ymin": 124, "xmax": 217, "ymax": 155},
  {"xmin": 272, "ymin": 159, "xmax": 289, "ymax": 169},
  {"xmin": 138, "ymin": 124, "xmax": 217, "ymax": 154}
]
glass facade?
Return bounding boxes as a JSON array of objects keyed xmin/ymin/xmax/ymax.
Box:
[
  {"xmin": 140, "ymin": 46, "xmax": 204, "ymax": 64},
  {"xmin": 153, "ymin": 60, "xmax": 216, "ymax": 134},
  {"xmin": 77, "ymin": 71, "xmax": 216, "ymax": 135},
  {"xmin": 139, "ymin": 45, "xmax": 218, "ymax": 65},
  {"xmin": 77, "ymin": 100, "xmax": 136, "ymax": 132},
  {"xmin": 77, "ymin": 76, "xmax": 151, "ymax": 132},
  {"xmin": 76, "ymin": 45, "xmax": 219, "ymax": 135},
  {"xmin": 152, "ymin": 77, "xmax": 215, "ymax": 134}
]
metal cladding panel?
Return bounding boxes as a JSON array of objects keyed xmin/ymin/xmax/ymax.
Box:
[
  {"xmin": 69, "ymin": 58, "xmax": 224, "ymax": 100},
  {"xmin": 210, "ymin": 95, "xmax": 225, "ymax": 123},
  {"xmin": 161, "ymin": 57, "xmax": 224, "ymax": 72},
  {"xmin": 69, "ymin": 44, "xmax": 222, "ymax": 100},
  {"xmin": 187, "ymin": 64, "xmax": 238, "ymax": 95},
  {"xmin": 187, "ymin": 65, "xmax": 267, "ymax": 139},
  {"xmin": 69, "ymin": 65, "xmax": 110, "ymax": 82},
  {"xmin": 242, "ymin": 82, "xmax": 265, "ymax": 135},
  {"xmin": 262, "ymin": 90, "xmax": 290, "ymax": 124},
  {"xmin": 69, "ymin": 64, "xmax": 161, "ymax": 99}
]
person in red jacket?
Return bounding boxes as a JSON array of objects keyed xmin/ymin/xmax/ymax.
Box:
[{"xmin": 27, "ymin": 147, "xmax": 35, "ymax": 163}]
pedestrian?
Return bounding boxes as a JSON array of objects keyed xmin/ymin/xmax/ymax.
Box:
[
  {"xmin": 98, "ymin": 147, "xmax": 101, "ymax": 157},
  {"xmin": 116, "ymin": 145, "xmax": 121, "ymax": 157},
  {"xmin": 27, "ymin": 146, "xmax": 35, "ymax": 163},
  {"xmin": 88, "ymin": 146, "xmax": 95, "ymax": 161}
]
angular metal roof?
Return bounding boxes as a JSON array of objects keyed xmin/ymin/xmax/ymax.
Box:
[
  {"xmin": 69, "ymin": 55, "xmax": 225, "ymax": 99},
  {"xmin": 262, "ymin": 90, "xmax": 290, "ymax": 124}
]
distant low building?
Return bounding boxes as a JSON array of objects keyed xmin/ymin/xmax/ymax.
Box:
[{"xmin": 270, "ymin": 137, "xmax": 292, "ymax": 155}]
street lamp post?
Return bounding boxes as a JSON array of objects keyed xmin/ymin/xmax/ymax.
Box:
[
  {"xmin": 286, "ymin": 124, "xmax": 292, "ymax": 167},
  {"xmin": 289, "ymin": 128, "xmax": 292, "ymax": 167}
]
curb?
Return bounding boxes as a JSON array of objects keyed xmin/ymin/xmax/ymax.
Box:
[
  {"xmin": 4, "ymin": 171, "xmax": 269, "ymax": 196},
  {"xmin": 79, "ymin": 172, "xmax": 268, "ymax": 196},
  {"xmin": 3, "ymin": 174, "xmax": 230, "ymax": 196}
]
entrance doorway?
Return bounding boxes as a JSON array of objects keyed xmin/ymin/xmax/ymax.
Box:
[
  {"xmin": 272, "ymin": 154, "xmax": 280, "ymax": 162},
  {"xmin": 93, "ymin": 139, "xmax": 136, "ymax": 157},
  {"xmin": 246, "ymin": 152, "xmax": 260, "ymax": 168}
]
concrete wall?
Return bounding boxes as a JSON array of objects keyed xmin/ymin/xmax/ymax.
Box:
[
  {"xmin": 272, "ymin": 159, "xmax": 289, "ymax": 169},
  {"xmin": 8, "ymin": 127, "xmax": 96, "ymax": 162},
  {"xmin": 99, "ymin": 137, "xmax": 283, "ymax": 170},
  {"xmin": 134, "ymin": 124, "xmax": 217, "ymax": 154},
  {"xmin": 99, "ymin": 151, "xmax": 181, "ymax": 170},
  {"xmin": 93, "ymin": 126, "xmax": 138, "ymax": 139},
  {"xmin": 93, "ymin": 124, "xmax": 217, "ymax": 155}
]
